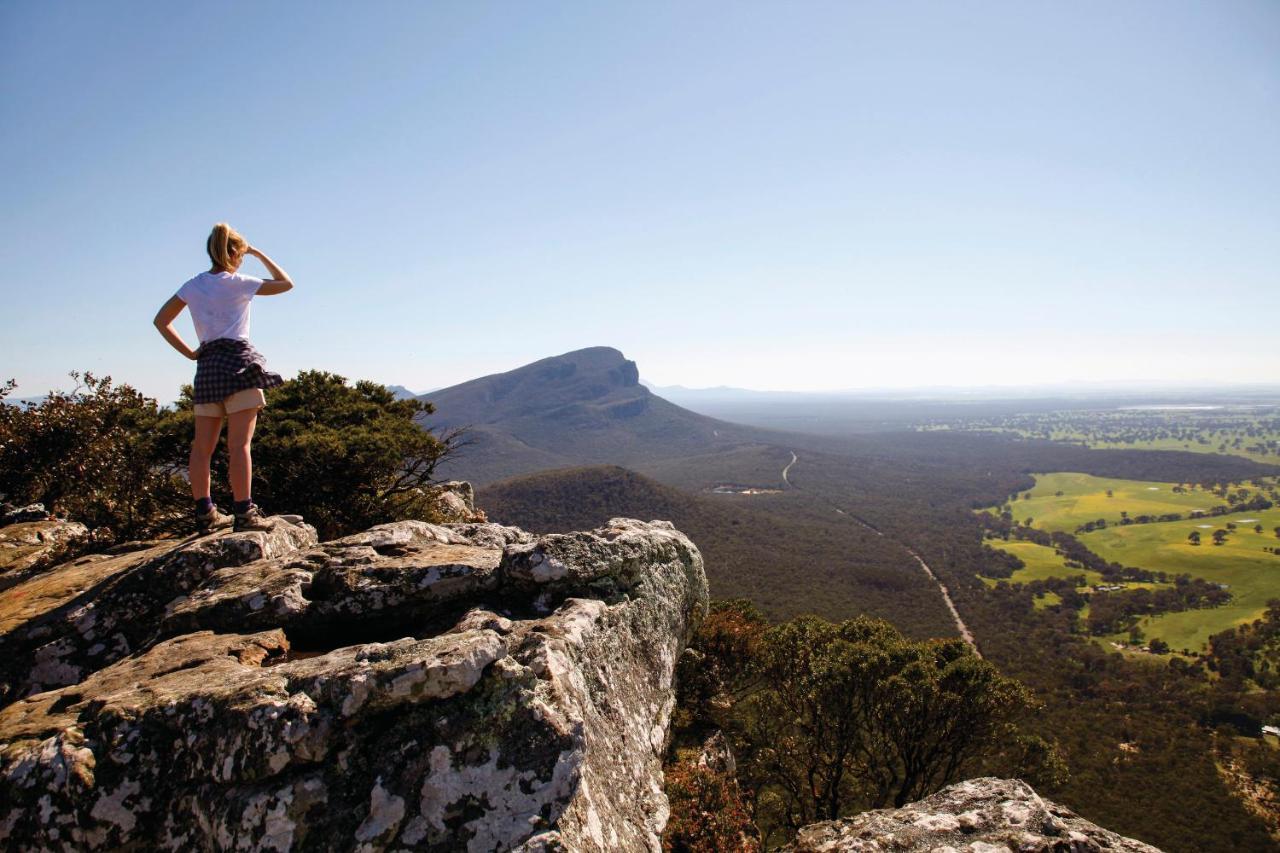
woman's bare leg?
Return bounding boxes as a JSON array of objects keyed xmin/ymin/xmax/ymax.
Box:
[
  {"xmin": 226, "ymin": 407, "xmax": 260, "ymax": 503},
  {"xmin": 190, "ymin": 415, "xmax": 224, "ymax": 500}
]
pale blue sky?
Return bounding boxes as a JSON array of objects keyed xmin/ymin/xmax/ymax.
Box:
[{"xmin": 2, "ymin": 1, "xmax": 1277, "ymax": 400}]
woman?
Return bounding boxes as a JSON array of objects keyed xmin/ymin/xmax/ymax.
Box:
[{"xmin": 153, "ymin": 222, "xmax": 294, "ymax": 532}]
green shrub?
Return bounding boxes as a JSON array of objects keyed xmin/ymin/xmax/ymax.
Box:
[
  {"xmin": 1, "ymin": 370, "xmax": 461, "ymax": 543},
  {"xmin": 683, "ymin": 610, "xmax": 1050, "ymax": 847},
  {"xmin": 0, "ymin": 373, "xmax": 187, "ymax": 540},
  {"xmin": 167, "ymin": 370, "xmax": 461, "ymax": 539}
]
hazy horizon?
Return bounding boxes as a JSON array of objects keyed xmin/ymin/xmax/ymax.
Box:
[
  {"xmin": 3, "ymin": 2, "xmax": 1277, "ymax": 399},
  {"xmin": 644, "ymin": 377, "xmax": 1280, "ymax": 396}
]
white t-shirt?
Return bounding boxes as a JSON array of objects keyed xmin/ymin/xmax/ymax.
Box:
[{"xmin": 175, "ymin": 271, "xmax": 264, "ymax": 343}]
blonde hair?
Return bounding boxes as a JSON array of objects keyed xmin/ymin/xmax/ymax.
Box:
[{"xmin": 206, "ymin": 222, "xmax": 248, "ymax": 272}]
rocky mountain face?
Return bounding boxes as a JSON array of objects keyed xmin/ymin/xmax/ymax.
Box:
[
  {"xmin": 0, "ymin": 493, "xmax": 1160, "ymax": 851},
  {"xmin": 418, "ymin": 347, "xmax": 761, "ymax": 485}
]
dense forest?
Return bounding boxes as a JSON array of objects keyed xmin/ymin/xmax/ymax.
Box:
[
  {"xmin": 482, "ymin": 433, "xmax": 1280, "ymax": 851},
  {"xmin": 480, "ymin": 464, "xmax": 955, "ymax": 638}
]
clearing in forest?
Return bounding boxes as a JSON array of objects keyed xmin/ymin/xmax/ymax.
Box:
[
  {"xmin": 981, "ymin": 539, "xmax": 1167, "ymax": 607},
  {"xmin": 996, "ymin": 472, "xmax": 1234, "ymax": 532},
  {"xmin": 984, "ymin": 539, "xmax": 1103, "ymax": 585},
  {"xmin": 1080, "ymin": 506, "xmax": 1280, "ymax": 652}
]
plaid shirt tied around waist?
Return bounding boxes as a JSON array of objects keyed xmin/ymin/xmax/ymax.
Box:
[{"xmin": 192, "ymin": 338, "xmax": 284, "ymax": 405}]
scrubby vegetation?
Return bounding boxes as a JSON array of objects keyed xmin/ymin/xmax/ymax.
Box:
[
  {"xmin": 0, "ymin": 371, "xmax": 460, "ymax": 542},
  {"xmin": 667, "ymin": 600, "xmax": 1059, "ymax": 848},
  {"xmin": 0, "ymin": 373, "xmax": 187, "ymax": 541},
  {"xmin": 662, "ymin": 753, "xmax": 759, "ymax": 853},
  {"xmin": 172, "ymin": 370, "xmax": 461, "ymax": 539}
]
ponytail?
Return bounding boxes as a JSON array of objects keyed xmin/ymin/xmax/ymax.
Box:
[{"xmin": 206, "ymin": 222, "xmax": 248, "ymax": 272}]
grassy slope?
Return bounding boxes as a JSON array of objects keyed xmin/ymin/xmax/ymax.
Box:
[{"xmin": 983, "ymin": 539, "xmax": 1104, "ymax": 585}]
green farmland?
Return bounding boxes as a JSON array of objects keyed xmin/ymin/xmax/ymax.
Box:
[
  {"xmin": 985, "ymin": 472, "xmax": 1280, "ymax": 652},
  {"xmin": 984, "ymin": 539, "xmax": 1101, "ymax": 585},
  {"xmin": 1001, "ymin": 472, "xmax": 1235, "ymax": 532},
  {"xmin": 981, "ymin": 538, "xmax": 1166, "ymax": 602},
  {"xmin": 1081, "ymin": 507, "xmax": 1280, "ymax": 652},
  {"xmin": 919, "ymin": 405, "xmax": 1280, "ymax": 465}
]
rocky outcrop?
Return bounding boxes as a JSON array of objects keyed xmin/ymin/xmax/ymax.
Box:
[
  {"xmin": 0, "ymin": 520, "xmax": 319, "ymax": 706},
  {"xmin": 2, "ymin": 503, "xmax": 56, "ymax": 525},
  {"xmin": 432, "ymin": 480, "xmax": 488, "ymax": 524},
  {"xmin": 0, "ymin": 517, "xmax": 88, "ymax": 591},
  {"xmin": 0, "ymin": 501, "xmax": 1160, "ymax": 852},
  {"xmin": 783, "ymin": 777, "xmax": 1162, "ymax": 853},
  {"xmin": 0, "ymin": 512, "xmax": 707, "ymax": 851}
]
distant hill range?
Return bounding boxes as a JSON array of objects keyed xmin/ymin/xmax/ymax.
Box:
[
  {"xmin": 419, "ymin": 347, "xmax": 762, "ymax": 485},
  {"xmin": 386, "ymin": 385, "xmax": 421, "ymax": 401},
  {"xmin": 1, "ymin": 395, "xmax": 48, "ymax": 408}
]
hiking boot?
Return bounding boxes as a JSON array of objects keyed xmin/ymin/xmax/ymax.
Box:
[
  {"xmin": 233, "ymin": 503, "xmax": 275, "ymax": 532},
  {"xmin": 196, "ymin": 505, "xmax": 234, "ymax": 533}
]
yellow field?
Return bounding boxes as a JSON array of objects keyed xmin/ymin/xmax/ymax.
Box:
[
  {"xmin": 1035, "ymin": 591, "xmax": 1062, "ymax": 610},
  {"xmin": 999, "ymin": 472, "xmax": 1231, "ymax": 533}
]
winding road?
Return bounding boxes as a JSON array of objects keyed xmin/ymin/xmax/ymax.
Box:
[
  {"xmin": 780, "ymin": 449, "xmax": 981, "ymax": 656},
  {"xmin": 781, "ymin": 451, "xmax": 797, "ymax": 486}
]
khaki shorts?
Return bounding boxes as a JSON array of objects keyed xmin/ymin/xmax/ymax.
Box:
[{"xmin": 193, "ymin": 388, "xmax": 266, "ymax": 419}]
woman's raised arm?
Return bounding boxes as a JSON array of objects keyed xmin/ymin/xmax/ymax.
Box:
[{"xmin": 247, "ymin": 246, "xmax": 293, "ymax": 296}]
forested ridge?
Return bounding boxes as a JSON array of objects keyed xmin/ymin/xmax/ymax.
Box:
[
  {"xmin": 479, "ymin": 464, "xmax": 955, "ymax": 638},
  {"xmin": 483, "ymin": 435, "xmax": 1280, "ymax": 851}
]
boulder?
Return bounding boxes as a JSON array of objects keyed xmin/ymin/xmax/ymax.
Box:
[
  {"xmin": 0, "ymin": 518, "xmax": 89, "ymax": 590},
  {"xmin": 2, "ymin": 503, "xmax": 52, "ymax": 525},
  {"xmin": 0, "ymin": 516, "xmax": 708, "ymax": 852},
  {"xmin": 433, "ymin": 480, "xmax": 488, "ymax": 524},
  {"xmin": 782, "ymin": 777, "xmax": 1162, "ymax": 853}
]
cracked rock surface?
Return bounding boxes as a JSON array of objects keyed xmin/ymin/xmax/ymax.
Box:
[
  {"xmin": 0, "ymin": 520, "xmax": 319, "ymax": 707},
  {"xmin": 0, "ymin": 513, "xmax": 707, "ymax": 852},
  {"xmin": 782, "ymin": 777, "xmax": 1163, "ymax": 853}
]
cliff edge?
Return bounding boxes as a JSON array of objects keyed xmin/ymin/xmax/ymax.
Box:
[
  {"xmin": 0, "ymin": 493, "xmax": 1161, "ymax": 851},
  {"xmin": 0, "ymin": 499, "xmax": 707, "ymax": 851}
]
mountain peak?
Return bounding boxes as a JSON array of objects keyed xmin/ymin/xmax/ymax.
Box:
[
  {"xmin": 422, "ymin": 347, "xmax": 645, "ymax": 431},
  {"xmin": 420, "ymin": 348, "xmax": 752, "ymax": 485},
  {"xmin": 517, "ymin": 346, "xmax": 640, "ymax": 390}
]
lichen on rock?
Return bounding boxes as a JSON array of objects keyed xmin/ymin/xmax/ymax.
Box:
[
  {"xmin": 0, "ymin": 509, "xmax": 708, "ymax": 851},
  {"xmin": 0, "ymin": 519, "xmax": 319, "ymax": 706},
  {"xmin": 781, "ymin": 777, "xmax": 1163, "ymax": 853}
]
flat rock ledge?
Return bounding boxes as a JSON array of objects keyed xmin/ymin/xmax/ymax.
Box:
[
  {"xmin": 782, "ymin": 777, "xmax": 1162, "ymax": 853},
  {"xmin": 0, "ymin": 520, "xmax": 320, "ymax": 706},
  {"xmin": 0, "ymin": 515, "xmax": 708, "ymax": 852},
  {"xmin": 0, "ymin": 518, "xmax": 89, "ymax": 591}
]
